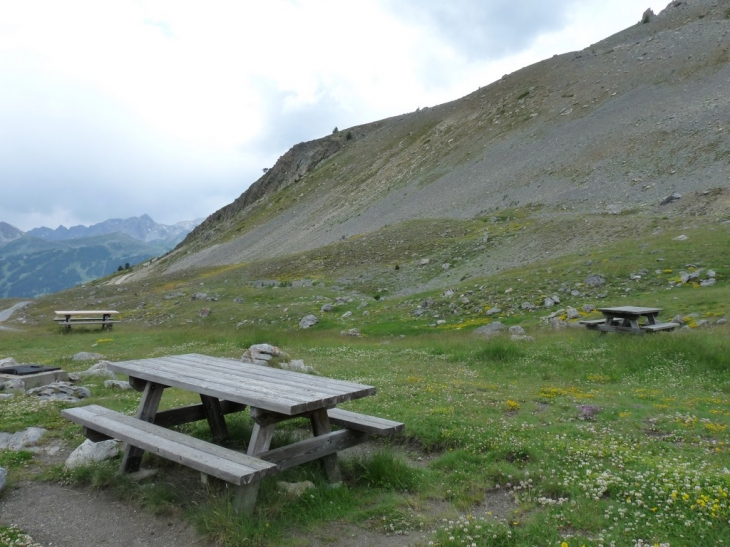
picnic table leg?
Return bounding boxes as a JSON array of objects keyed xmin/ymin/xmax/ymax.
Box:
[
  {"xmin": 310, "ymin": 409, "xmax": 342, "ymax": 483},
  {"xmin": 121, "ymin": 381, "xmax": 164, "ymax": 472},
  {"xmin": 200, "ymin": 394, "xmax": 229, "ymax": 443},
  {"xmin": 236, "ymin": 411, "xmax": 277, "ymax": 515}
]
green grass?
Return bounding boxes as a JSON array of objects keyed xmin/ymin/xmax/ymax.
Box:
[{"xmin": 1, "ymin": 211, "xmax": 729, "ymax": 546}]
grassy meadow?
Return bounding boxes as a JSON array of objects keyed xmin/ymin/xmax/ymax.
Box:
[{"xmin": 1, "ymin": 215, "xmax": 729, "ymax": 547}]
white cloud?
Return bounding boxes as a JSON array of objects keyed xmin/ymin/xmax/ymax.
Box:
[{"xmin": 0, "ymin": 0, "xmax": 665, "ymax": 231}]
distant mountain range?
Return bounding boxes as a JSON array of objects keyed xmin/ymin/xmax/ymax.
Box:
[
  {"xmin": 27, "ymin": 214, "xmax": 202, "ymax": 247},
  {"xmin": 0, "ymin": 215, "xmax": 202, "ymax": 298}
]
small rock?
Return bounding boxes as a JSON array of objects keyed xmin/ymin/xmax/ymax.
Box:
[
  {"xmin": 280, "ymin": 359, "xmax": 315, "ymax": 374},
  {"xmin": 278, "ymin": 480, "xmax": 315, "ymax": 497},
  {"xmin": 565, "ymin": 307, "xmax": 580, "ymax": 320},
  {"xmin": 191, "ymin": 292, "xmax": 208, "ymax": 300},
  {"xmin": 485, "ymin": 307, "xmax": 502, "ymax": 316},
  {"xmin": 103, "ymin": 380, "xmax": 132, "ymax": 390},
  {"xmin": 544, "ymin": 297, "xmax": 556, "ymax": 308},
  {"xmin": 0, "ymin": 357, "xmax": 20, "ymax": 368},
  {"xmin": 299, "ymin": 315, "xmax": 319, "ymax": 329},
  {"xmin": 584, "ymin": 274, "xmax": 605, "ymax": 288},
  {"xmin": 582, "ymin": 304, "xmax": 596, "ymax": 313},
  {"xmin": 65, "ymin": 439, "xmax": 120, "ymax": 469},
  {"xmin": 0, "ymin": 427, "xmax": 47, "ymax": 450},
  {"xmin": 700, "ymin": 278, "xmax": 716, "ymax": 287},
  {"xmin": 442, "ymin": 263, "xmax": 451, "ymax": 270},
  {"xmin": 660, "ymin": 192, "xmax": 681, "ymax": 205},
  {"xmin": 341, "ymin": 311, "xmax": 352, "ymax": 318},
  {"xmin": 72, "ymin": 352, "xmax": 104, "ymax": 361},
  {"xmin": 508, "ymin": 325, "xmax": 526, "ymax": 335},
  {"xmin": 673, "ymin": 234, "xmax": 688, "ymax": 241},
  {"xmin": 320, "ymin": 303, "xmax": 334, "ymax": 312},
  {"xmin": 75, "ymin": 361, "xmax": 116, "ymax": 379},
  {"xmin": 340, "ymin": 328, "xmax": 362, "ymax": 337},
  {"xmin": 521, "ymin": 302, "xmax": 536, "ymax": 311},
  {"xmin": 473, "ymin": 322, "xmax": 505, "ymax": 337},
  {"xmin": 0, "ymin": 466, "xmax": 6, "ymax": 493},
  {"xmin": 549, "ymin": 317, "xmax": 567, "ymax": 329}
]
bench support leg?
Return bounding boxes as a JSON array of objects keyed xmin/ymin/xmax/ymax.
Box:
[
  {"xmin": 310, "ymin": 409, "xmax": 342, "ymax": 483},
  {"xmin": 236, "ymin": 417, "xmax": 276, "ymax": 515},
  {"xmin": 121, "ymin": 381, "xmax": 164, "ymax": 472}
]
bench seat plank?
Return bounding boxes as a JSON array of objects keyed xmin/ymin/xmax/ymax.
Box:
[
  {"xmin": 55, "ymin": 320, "xmax": 120, "ymax": 325},
  {"xmin": 62, "ymin": 405, "xmax": 276, "ymax": 485},
  {"xmin": 327, "ymin": 408, "xmax": 404, "ymax": 436},
  {"xmin": 641, "ymin": 322, "xmax": 679, "ymax": 332},
  {"xmin": 259, "ymin": 429, "xmax": 366, "ymax": 471}
]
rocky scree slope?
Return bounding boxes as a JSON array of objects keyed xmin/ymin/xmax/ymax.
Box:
[{"xmin": 131, "ymin": 0, "xmax": 729, "ymax": 285}]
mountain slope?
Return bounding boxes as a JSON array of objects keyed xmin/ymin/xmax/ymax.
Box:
[{"xmin": 125, "ymin": 0, "xmax": 729, "ymax": 287}]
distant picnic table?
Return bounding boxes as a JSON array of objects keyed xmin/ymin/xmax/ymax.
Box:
[
  {"xmin": 580, "ymin": 306, "xmax": 679, "ymax": 334},
  {"xmin": 54, "ymin": 310, "xmax": 120, "ymax": 331}
]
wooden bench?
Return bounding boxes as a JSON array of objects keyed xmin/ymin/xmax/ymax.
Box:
[
  {"xmin": 54, "ymin": 310, "xmax": 120, "ymax": 331},
  {"xmin": 641, "ymin": 322, "xmax": 680, "ymax": 332},
  {"xmin": 61, "ymin": 405, "xmax": 278, "ymax": 487}
]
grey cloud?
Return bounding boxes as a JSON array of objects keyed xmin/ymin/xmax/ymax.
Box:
[
  {"xmin": 0, "ymin": 71, "xmax": 240, "ymax": 230},
  {"xmin": 386, "ymin": 0, "xmax": 580, "ymax": 60}
]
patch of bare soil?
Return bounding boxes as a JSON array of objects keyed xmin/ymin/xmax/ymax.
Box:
[{"xmin": 0, "ymin": 481, "xmax": 211, "ymax": 547}]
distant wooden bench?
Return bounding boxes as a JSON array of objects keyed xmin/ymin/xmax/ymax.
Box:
[
  {"xmin": 54, "ymin": 310, "xmax": 120, "ymax": 331},
  {"xmin": 579, "ymin": 318, "xmax": 622, "ymax": 329},
  {"xmin": 641, "ymin": 322, "xmax": 680, "ymax": 332},
  {"xmin": 61, "ymin": 405, "xmax": 277, "ymax": 487}
]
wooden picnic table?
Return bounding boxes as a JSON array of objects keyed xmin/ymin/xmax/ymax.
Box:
[
  {"xmin": 54, "ymin": 310, "xmax": 120, "ymax": 330},
  {"xmin": 580, "ymin": 306, "xmax": 679, "ymax": 334},
  {"xmin": 62, "ymin": 353, "xmax": 403, "ymax": 515}
]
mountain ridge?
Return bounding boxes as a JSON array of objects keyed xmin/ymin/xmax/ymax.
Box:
[
  {"xmin": 60, "ymin": 1, "xmax": 730, "ymax": 291},
  {"xmin": 27, "ymin": 214, "xmax": 203, "ymax": 246}
]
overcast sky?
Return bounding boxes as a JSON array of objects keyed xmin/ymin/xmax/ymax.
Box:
[{"xmin": 1, "ymin": 0, "xmax": 665, "ymax": 232}]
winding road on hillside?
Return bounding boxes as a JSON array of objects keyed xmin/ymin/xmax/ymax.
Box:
[{"xmin": 0, "ymin": 302, "xmax": 31, "ymax": 331}]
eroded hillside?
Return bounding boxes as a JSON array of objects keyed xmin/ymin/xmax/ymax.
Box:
[{"xmin": 127, "ymin": 0, "xmax": 729, "ymax": 290}]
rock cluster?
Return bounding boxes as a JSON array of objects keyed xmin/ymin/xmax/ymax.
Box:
[{"xmin": 241, "ymin": 343, "xmax": 315, "ymax": 374}]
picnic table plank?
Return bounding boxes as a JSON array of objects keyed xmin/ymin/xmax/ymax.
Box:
[
  {"xmin": 109, "ymin": 354, "xmax": 375, "ymax": 415},
  {"xmin": 62, "ymin": 405, "xmax": 277, "ymax": 485}
]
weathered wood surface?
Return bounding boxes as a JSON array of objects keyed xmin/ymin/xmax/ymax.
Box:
[
  {"xmin": 55, "ymin": 320, "xmax": 120, "ymax": 326},
  {"xmin": 641, "ymin": 322, "xmax": 679, "ymax": 332},
  {"xmin": 54, "ymin": 310, "xmax": 119, "ymax": 316},
  {"xmin": 596, "ymin": 306, "xmax": 662, "ymax": 315},
  {"xmin": 259, "ymin": 429, "xmax": 366, "ymax": 471},
  {"xmin": 62, "ymin": 405, "xmax": 277, "ymax": 485},
  {"xmin": 122, "ymin": 381, "xmax": 164, "ymax": 472},
  {"xmin": 327, "ymin": 408, "xmax": 404, "ymax": 436},
  {"xmin": 153, "ymin": 400, "xmax": 246, "ymax": 427},
  {"xmin": 108, "ymin": 353, "xmax": 376, "ymax": 415}
]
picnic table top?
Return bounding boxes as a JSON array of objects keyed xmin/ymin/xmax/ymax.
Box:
[
  {"xmin": 55, "ymin": 310, "xmax": 119, "ymax": 315},
  {"xmin": 107, "ymin": 353, "xmax": 376, "ymax": 416},
  {"xmin": 596, "ymin": 306, "xmax": 663, "ymax": 315}
]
